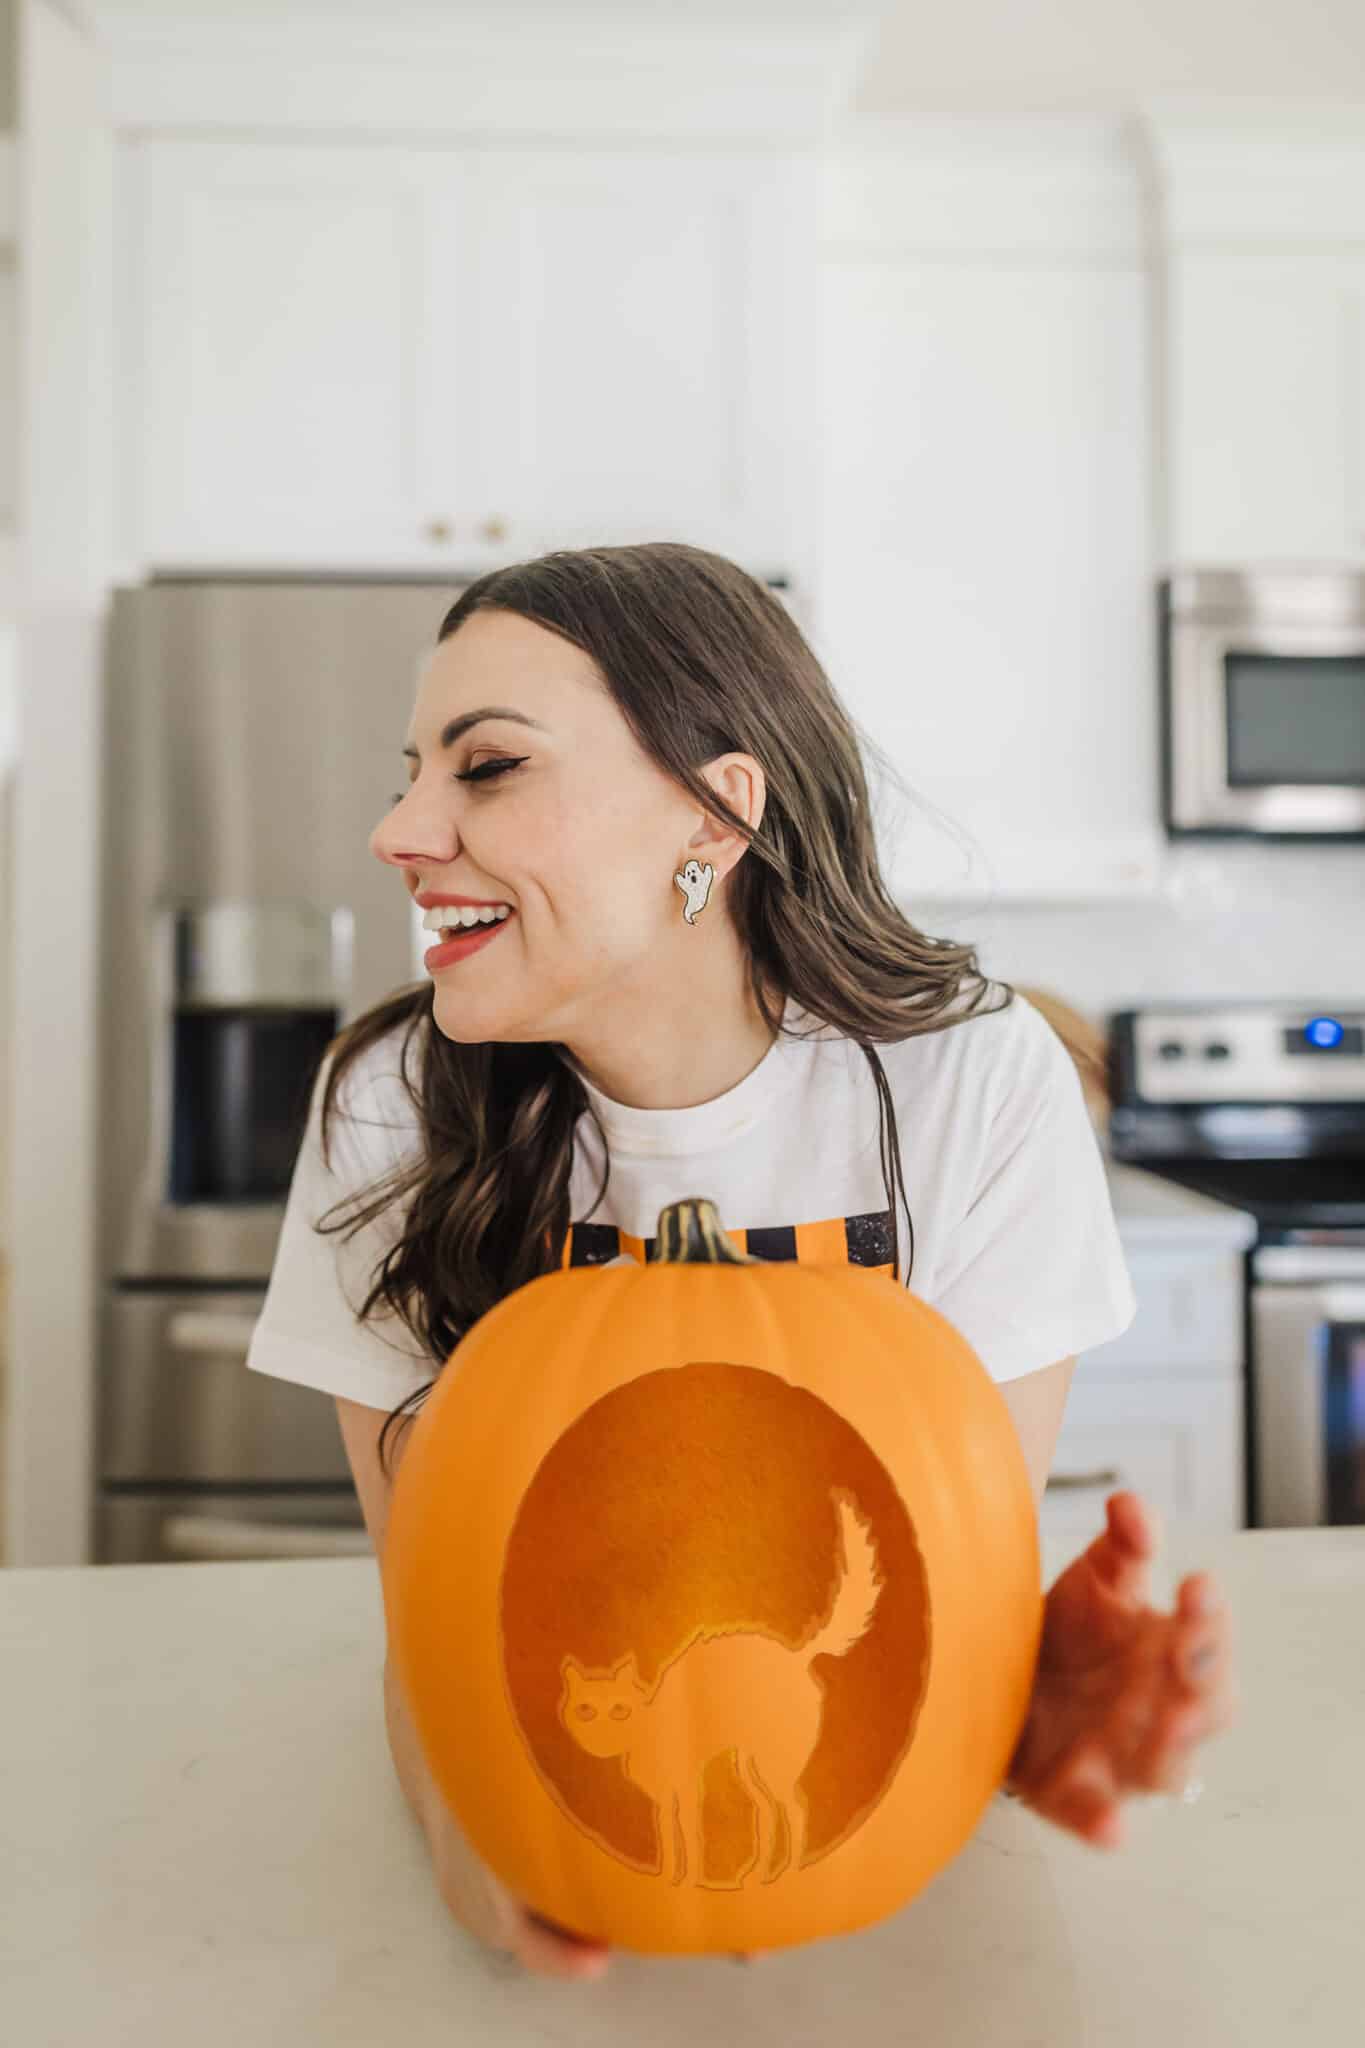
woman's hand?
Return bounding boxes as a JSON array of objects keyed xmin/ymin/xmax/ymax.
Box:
[
  {"xmin": 1006, "ymin": 1489, "xmax": 1239, "ymax": 1846},
  {"xmin": 427, "ymin": 1802, "xmax": 612, "ymax": 1980}
]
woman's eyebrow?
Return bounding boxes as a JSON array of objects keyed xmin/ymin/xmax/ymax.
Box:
[{"xmin": 401, "ymin": 708, "xmax": 550, "ymax": 761}]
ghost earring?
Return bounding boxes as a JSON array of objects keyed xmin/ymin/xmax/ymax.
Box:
[{"xmin": 673, "ymin": 858, "xmax": 715, "ymax": 927}]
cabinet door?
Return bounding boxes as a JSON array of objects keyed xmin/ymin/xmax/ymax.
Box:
[
  {"xmin": 439, "ymin": 146, "xmax": 814, "ymax": 571},
  {"xmin": 124, "ymin": 139, "xmax": 476, "ymax": 570},
  {"xmin": 1039, "ymin": 1375, "xmax": 1244, "ymax": 1556},
  {"xmin": 1079, "ymin": 1242, "xmax": 1246, "ymax": 1379},
  {"xmin": 815, "ymin": 258, "xmax": 1160, "ymax": 901},
  {"xmin": 1168, "ymin": 251, "xmax": 1365, "ymax": 564}
]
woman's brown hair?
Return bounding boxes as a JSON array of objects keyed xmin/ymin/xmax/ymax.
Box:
[{"xmin": 310, "ymin": 541, "xmax": 1013, "ymax": 1477}]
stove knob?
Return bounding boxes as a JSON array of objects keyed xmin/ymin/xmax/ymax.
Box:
[
  {"xmin": 1157, "ymin": 1040, "xmax": 1185, "ymax": 1060},
  {"xmin": 1204, "ymin": 1041, "xmax": 1231, "ymax": 1059}
]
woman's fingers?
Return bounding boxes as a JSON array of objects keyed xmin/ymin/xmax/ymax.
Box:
[{"xmin": 1131, "ymin": 1614, "xmax": 1238, "ymax": 1792}]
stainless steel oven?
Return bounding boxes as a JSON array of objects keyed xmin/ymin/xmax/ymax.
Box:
[
  {"xmin": 1251, "ymin": 1252, "xmax": 1365, "ymax": 1526},
  {"xmin": 1109, "ymin": 1001, "xmax": 1365, "ymax": 1528},
  {"xmin": 98, "ymin": 1284, "xmax": 378, "ymax": 1564},
  {"xmin": 1159, "ymin": 567, "xmax": 1365, "ymax": 838}
]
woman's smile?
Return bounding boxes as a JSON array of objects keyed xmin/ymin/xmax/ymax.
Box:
[{"xmin": 423, "ymin": 913, "xmax": 516, "ymax": 969}]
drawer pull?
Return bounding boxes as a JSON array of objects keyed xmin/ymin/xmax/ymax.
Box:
[{"xmin": 1045, "ymin": 1466, "xmax": 1122, "ymax": 1492}]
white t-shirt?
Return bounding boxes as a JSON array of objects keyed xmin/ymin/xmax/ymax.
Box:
[{"xmin": 245, "ymin": 989, "xmax": 1136, "ymax": 1411}]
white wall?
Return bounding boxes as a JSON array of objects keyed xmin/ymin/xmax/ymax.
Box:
[{"xmin": 4, "ymin": 0, "xmax": 112, "ymax": 1567}]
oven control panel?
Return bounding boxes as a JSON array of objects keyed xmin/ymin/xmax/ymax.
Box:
[{"xmin": 1120, "ymin": 1006, "xmax": 1365, "ymax": 1104}]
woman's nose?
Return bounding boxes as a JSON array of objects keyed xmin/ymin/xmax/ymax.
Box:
[{"xmin": 370, "ymin": 798, "xmax": 461, "ymax": 868}]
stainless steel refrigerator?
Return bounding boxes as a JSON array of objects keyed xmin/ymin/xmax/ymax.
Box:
[{"xmin": 96, "ymin": 575, "xmax": 471, "ymax": 1564}]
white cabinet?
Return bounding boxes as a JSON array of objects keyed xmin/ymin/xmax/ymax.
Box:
[
  {"xmin": 1077, "ymin": 1239, "xmax": 1247, "ymax": 1379},
  {"xmin": 1168, "ymin": 251, "xmax": 1365, "ymax": 565},
  {"xmin": 1040, "ymin": 1214, "xmax": 1251, "ymax": 1552},
  {"xmin": 1144, "ymin": 113, "xmax": 1365, "ymax": 568},
  {"xmin": 119, "ymin": 137, "xmax": 815, "ymax": 576},
  {"xmin": 813, "ymin": 129, "xmax": 1162, "ymax": 903},
  {"xmin": 455, "ymin": 147, "xmax": 813, "ymax": 568},
  {"xmin": 125, "ymin": 142, "xmax": 440, "ymax": 569},
  {"xmin": 1041, "ymin": 1376, "xmax": 1242, "ymax": 1550}
]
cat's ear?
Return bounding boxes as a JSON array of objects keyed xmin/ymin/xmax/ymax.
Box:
[
  {"xmin": 561, "ymin": 1657, "xmax": 583, "ymax": 1683},
  {"xmin": 611, "ymin": 1651, "xmax": 640, "ymax": 1685}
]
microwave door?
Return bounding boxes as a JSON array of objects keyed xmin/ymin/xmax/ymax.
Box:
[{"xmin": 1167, "ymin": 613, "xmax": 1365, "ymax": 837}]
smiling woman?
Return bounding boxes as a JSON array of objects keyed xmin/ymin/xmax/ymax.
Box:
[{"xmin": 242, "ymin": 538, "xmax": 1146, "ymax": 1975}]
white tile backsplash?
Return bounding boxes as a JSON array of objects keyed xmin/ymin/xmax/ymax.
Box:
[{"xmin": 903, "ymin": 840, "xmax": 1365, "ymax": 1018}]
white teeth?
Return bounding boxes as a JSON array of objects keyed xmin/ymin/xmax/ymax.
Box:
[{"xmin": 421, "ymin": 903, "xmax": 512, "ymax": 932}]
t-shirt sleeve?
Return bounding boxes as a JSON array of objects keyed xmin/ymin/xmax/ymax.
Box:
[
  {"xmin": 244, "ymin": 1046, "xmax": 438, "ymax": 1411},
  {"xmin": 926, "ymin": 995, "xmax": 1137, "ymax": 1385}
]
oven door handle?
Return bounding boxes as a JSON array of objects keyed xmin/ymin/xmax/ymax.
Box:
[
  {"xmin": 1320, "ymin": 1287, "xmax": 1365, "ymax": 1321},
  {"xmin": 160, "ymin": 1514, "xmax": 371, "ymax": 1560},
  {"xmin": 166, "ymin": 1310, "xmax": 260, "ymax": 1356}
]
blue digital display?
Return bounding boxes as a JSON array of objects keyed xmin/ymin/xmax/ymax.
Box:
[{"xmin": 1284, "ymin": 1016, "xmax": 1362, "ymax": 1056}]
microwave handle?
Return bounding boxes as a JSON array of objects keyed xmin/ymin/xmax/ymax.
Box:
[{"xmin": 161, "ymin": 1514, "xmax": 372, "ymax": 1560}]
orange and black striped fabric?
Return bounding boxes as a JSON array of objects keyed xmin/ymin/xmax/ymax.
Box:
[{"xmin": 543, "ymin": 1210, "xmax": 897, "ymax": 1281}]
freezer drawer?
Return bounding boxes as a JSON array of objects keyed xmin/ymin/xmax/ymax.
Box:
[
  {"xmin": 98, "ymin": 1489, "xmax": 369, "ymax": 1563},
  {"xmin": 101, "ymin": 1287, "xmax": 355, "ymax": 1485}
]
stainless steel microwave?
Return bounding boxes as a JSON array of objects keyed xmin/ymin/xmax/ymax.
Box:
[{"xmin": 1159, "ymin": 567, "xmax": 1365, "ymax": 838}]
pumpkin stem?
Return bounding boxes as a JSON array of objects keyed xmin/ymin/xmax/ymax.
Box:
[{"xmin": 652, "ymin": 1197, "xmax": 761, "ymax": 1266}]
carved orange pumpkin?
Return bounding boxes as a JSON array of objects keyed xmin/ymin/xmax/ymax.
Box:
[{"xmin": 382, "ymin": 1195, "xmax": 1042, "ymax": 1957}]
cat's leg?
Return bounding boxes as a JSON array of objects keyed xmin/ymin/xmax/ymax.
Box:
[
  {"xmin": 663, "ymin": 1789, "xmax": 687, "ymax": 1887},
  {"xmin": 739, "ymin": 1754, "xmax": 784, "ymax": 1882},
  {"xmin": 784, "ymin": 1781, "xmax": 809, "ymax": 1872},
  {"xmin": 684, "ymin": 1768, "xmax": 709, "ymax": 1888}
]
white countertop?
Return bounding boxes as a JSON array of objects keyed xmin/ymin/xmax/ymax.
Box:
[
  {"xmin": 3, "ymin": 1522, "xmax": 1362, "ymax": 2045},
  {"xmin": 1104, "ymin": 1157, "xmax": 1258, "ymax": 1248}
]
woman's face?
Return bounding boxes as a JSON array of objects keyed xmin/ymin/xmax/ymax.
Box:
[{"xmin": 369, "ymin": 608, "xmax": 753, "ymax": 1046}]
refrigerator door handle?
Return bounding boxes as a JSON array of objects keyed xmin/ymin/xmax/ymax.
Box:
[{"xmin": 160, "ymin": 1514, "xmax": 372, "ymax": 1560}]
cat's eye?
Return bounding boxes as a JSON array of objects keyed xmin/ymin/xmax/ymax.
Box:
[
  {"xmin": 575, "ymin": 1705, "xmax": 595, "ymax": 1720},
  {"xmin": 609, "ymin": 1704, "xmax": 631, "ymax": 1720}
]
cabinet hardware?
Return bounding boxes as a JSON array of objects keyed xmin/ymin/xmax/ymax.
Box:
[{"xmin": 1045, "ymin": 1466, "xmax": 1122, "ymax": 1491}]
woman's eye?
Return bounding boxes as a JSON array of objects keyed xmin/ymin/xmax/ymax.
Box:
[
  {"xmin": 458, "ymin": 756, "xmax": 526, "ymax": 786},
  {"xmin": 386, "ymin": 756, "xmax": 526, "ymax": 807}
]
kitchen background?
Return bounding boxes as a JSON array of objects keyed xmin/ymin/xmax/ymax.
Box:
[{"xmin": 2, "ymin": 0, "xmax": 1363, "ymax": 1565}]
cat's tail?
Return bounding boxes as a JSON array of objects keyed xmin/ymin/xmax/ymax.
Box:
[{"xmin": 803, "ymin": 1489, "xmax": 884, "ymax": 1664}]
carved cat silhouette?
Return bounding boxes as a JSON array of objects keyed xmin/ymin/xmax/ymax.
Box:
[{"xmin": 557, "ymin": 1488, "xmax": 884, "ymax": 1887}]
